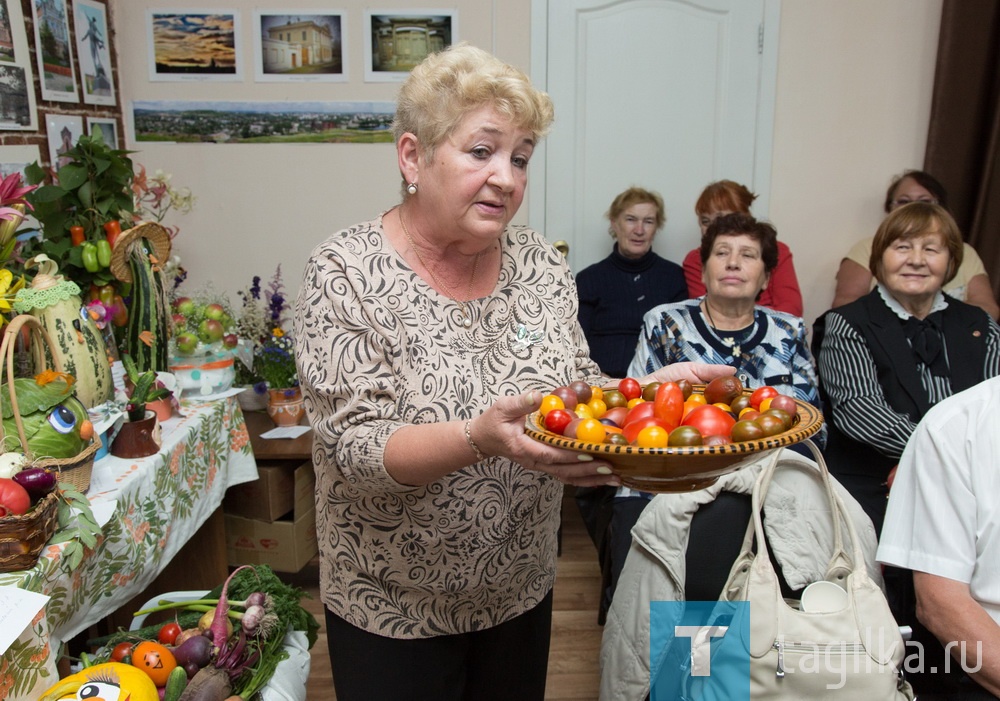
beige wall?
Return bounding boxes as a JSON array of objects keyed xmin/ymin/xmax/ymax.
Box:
[{"xmin": 113, "ymin": 0, "xmax": 941, "ymax": 328}]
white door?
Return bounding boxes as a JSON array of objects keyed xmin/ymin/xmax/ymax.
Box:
[{"xmin": 529, "ymin": 0, "xmax": 780, "ymax": 272}]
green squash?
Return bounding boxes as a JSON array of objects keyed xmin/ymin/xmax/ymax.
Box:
[{"xmin": 13, "ymin": 256, "xmax": 114, "ymax": 409}]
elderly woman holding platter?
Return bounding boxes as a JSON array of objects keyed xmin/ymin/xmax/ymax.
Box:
[{"xmin": 294, "ymin": 43, "xmax": 730, "ymax": 701}]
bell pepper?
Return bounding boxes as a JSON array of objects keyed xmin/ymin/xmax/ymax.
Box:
[
  {"xmin": 81, "ymin": 242, "xmax": 100, "ymax": 272},
  {"xmin": 104, "ymin": 220, "xmax": 122, "ymax": 248},
  {"xmin": 70, "ymin": 225, "xmax": 85, "ymax": 246},
  {"xmin": 96, "ymin": 239, "xmax": 112, "ymax": 267}
]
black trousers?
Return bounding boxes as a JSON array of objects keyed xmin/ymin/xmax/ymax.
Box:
[{"xmin": 325, "ymin": 590, "xmax": 553, "ymax": 701}]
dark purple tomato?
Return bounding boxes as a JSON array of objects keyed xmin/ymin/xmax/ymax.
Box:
[
  {"xmin": 552, "ymin": 386, "xmax": 579, "ymax": 410},
  {"xmin": 570, "ymin": 380, "xmax": 593, "ymax": 405}
]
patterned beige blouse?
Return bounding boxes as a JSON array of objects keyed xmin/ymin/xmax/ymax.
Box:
[{"xmin": 294, "ymin": 213, "xmax": 605, "ymax": 639}]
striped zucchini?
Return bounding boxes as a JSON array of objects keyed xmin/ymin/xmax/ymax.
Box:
[{"xmin": 123, "ymin": 238, "xmax": 170, "ymax": 373}]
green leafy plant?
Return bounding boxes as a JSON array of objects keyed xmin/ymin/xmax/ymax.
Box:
[
  {"xmin": 121, "ymin": 353, "xmax": 171, "ymax": 421},
  {"xmin": 23, "ymin": 131, "xmax": 136, "ymax": 289}
]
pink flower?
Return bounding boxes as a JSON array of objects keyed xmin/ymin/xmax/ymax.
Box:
[{"xmin": 0, "ymin": 172, "xmax": 37, "ymax": 220}]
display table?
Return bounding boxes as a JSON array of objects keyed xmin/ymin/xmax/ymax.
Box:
[{"xmin": 0, "ymin": 395, "xmax": 257, "ymax": 701}]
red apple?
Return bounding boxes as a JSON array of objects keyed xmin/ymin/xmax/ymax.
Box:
[
  {"xmin": 222, "ymin": 333, "xmax": 238, "ymax": 349},
  {"xmin": 204, "ymin": 303, "xmax": 226, "ymax": 321},
  {"xmin": 198, "ymin": 318, "xmax": 224, "ymax": 344},
  {"xmin": 173, "ymin": 297, "xmax": 195, "ymax": 315},
  {"xmin": 175, "ymin": 332, "xmax": 199, "ymax": 355}
]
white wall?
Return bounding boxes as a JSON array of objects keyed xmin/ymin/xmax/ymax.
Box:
[{"xmin": 113, "ymin": 0, "xmax": 941, "ymax": 329}]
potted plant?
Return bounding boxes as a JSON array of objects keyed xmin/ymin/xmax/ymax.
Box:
[
  {"xmin": 23, "ymin": 131, "xmax": 136, "ymax": 291},
  {"xmin": 111, "ymin": 354, "xmax": 171, "ymax": 458}
]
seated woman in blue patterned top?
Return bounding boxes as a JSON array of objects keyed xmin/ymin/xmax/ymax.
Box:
[{"xmin": 595, "ymin": 212, "xmax": 823, "ymax": 617}]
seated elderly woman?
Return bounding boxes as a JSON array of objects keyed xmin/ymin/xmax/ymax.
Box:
[
  {"xmin": 682, "ymin": 180, "xmax": 803, "ymax": 317},
  {"xmin": 576, "ymin": 186, "xmax": 687, "ymax": 379},
  {"xmin": 832, "ymin": 170, "xmax": 1000, "ymax": 320},
  {"xmin": 589, "ymin": 213, "xmax": 823, "ymax": 619},
  {"xmin": 814, "ymin": 201, "xmax": 1000, "ymax": 536},
  {"xmin": 599, "ymin": 448, "xmax": 882, "ymax": 701}
]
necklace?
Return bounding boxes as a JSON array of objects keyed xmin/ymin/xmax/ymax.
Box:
[
  {"xmin": 399, "ymin": 210, "xmax": 481, "ymax": 328},
  {"xmin": 702, "ymin": 300, "xmax": 752, "ymax": 358}
]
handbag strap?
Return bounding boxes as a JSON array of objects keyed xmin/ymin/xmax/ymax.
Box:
[{"xmin": 747, "ymin": 440, "xmax": 862, "ymax": 584}]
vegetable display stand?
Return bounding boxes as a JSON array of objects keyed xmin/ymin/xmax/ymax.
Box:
[{"xmin": 0, "ymin": 315, "xmax": 100, "ymax": 494}]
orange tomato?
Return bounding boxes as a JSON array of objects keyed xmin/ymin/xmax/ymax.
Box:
[
  {"xmin": 539, "ymin": 394, "xmax": 565, "ymax": 416},
  {"xmin": 575, "ymin": 418, "xmax": 607, "ymax": 444},
  {"xmin": 131, "ymin": 641, "xmax": 177, "ymax": 687},
  {"xmin": 636, "ymin": 425, "xmax": 670, "ymax": 448},
  {"xmin": 587, "ymin": 398, "xmax": 607, "ymax": 419}
]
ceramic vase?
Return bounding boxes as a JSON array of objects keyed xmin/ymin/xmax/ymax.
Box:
[
  {"xmin": 267, "ymin": 387, "xmax": 305, "ymax": 426},
  {"xmin": 110, "ymin": 411, "xmax": 162, "ymax": 459}
]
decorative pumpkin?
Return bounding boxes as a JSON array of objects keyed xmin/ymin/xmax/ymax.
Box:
[
  {"xmin": 13, "ymin": 255, "xmax": 114, "ymax": 409},
  {"xmin": 0, "ymin": 373, "xmax": 93, "ymax": 459},
  {"xmin": 38, "ymin": 662, "xmax": 159, "ymax": 701}
]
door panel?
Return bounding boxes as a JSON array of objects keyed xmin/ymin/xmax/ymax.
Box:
[{"xmin": 533, "ymin": 0, "xmax": 777, "ymax": 273}]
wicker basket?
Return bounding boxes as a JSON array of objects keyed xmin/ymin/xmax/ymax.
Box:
[
  {"xmin": 0, "ymin": 490, "xmax": 60, "ymax": 573},
  {"xmin": 0, "ymin": 314, "xmax": 99, "ymax": 493}
]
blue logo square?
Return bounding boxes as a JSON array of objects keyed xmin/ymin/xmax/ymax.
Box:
[{"xmin": 650, "ymin": 600, "xmax": 750, "ymax": 700}]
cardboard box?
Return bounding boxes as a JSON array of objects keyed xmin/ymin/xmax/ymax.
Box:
[
  {"xmin": 225, "ymin": 507, "xmax": 317, "ymax": 572},
  {"xmin": 224, "ymin": 460, "xmax": 314, "ymax": 522}
]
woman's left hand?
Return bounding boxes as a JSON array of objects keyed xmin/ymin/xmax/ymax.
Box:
[
  {"xmin": 472, "ymin": 391, "xmax": 622, "ymax": 488},
  {"xmin": 644, "ymin": 361, "xmax": 736, "ymax": 386}
]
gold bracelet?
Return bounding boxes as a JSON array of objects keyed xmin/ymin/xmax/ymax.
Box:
[{"xmin": 465, "ymin": 419, "xmax": 486, "ymax": 462}]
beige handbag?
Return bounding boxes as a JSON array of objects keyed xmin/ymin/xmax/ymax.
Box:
[{"xmin": 720, "ymin": 440, "xmax": 915, "ymax": 699}]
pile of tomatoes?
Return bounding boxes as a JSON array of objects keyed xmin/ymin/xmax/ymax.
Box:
[{"xmin": 538, "ymin": 376, "xmax": 799, "ymax": 448}]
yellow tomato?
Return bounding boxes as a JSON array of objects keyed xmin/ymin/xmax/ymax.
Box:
[
  {"xmin": 587, "ymin": 398, "xmax": 608, "ymax": 419},
  {"xmin": 683, "ymin": 394, "xmax": 707, "ymax": 418},
  {"xmin": 712, "ymin": 402, "xmax": 732, "ymax": 412},
  {"xmin": 760, "ymin": 397, "xmax": 773, "ymax": 412},
  {"xmin": 539, "ymin": 394, "xmax": 565, "ymax": 416},
  {"xmin": 627, "ymin": 397, "xmax": 645, "ymax": 409},
  {"xmin": 636, "ymin": 425, "xmax": 670, "ymax": 448},
  {"xmin": 575, "ymin": 418, "xmax": 607, "ymax": 444},
  {"xmin": 590, "ymin": 386, "xmax": 604, "ymax": 400},
  {"xmin": 574, "ymin": 403, "xmax": 594, "ymax": 419}
]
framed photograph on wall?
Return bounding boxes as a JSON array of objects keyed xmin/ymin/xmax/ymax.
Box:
[
  {"xmin": 45, "ymin": 113, "xmax": 84, "ymax": 169},
  {"xmin": 364, "ymin": 9, "xmax": 455, "ymax": 83},
  {"xmin": 148, "ymin": 9, "xmax": 242, "ymax": 81},
  {"xmin": 1, "ymin": 0, "xmax": 18, "ymax": 63},
  {"xmin": 253, "ymin": 9, "xmax": 347, "ymax": 82},
  {"xmin": 87, "ymin": 116, "xmax": 119, "ymax": 148},
  {"xmin": 1, "ymin": 0, "xmax": 38, "ymax": 130},
  {"xmin": 0, "ymin": 144, "xmax": 41, "ymax": 180},
  {"xmin": 74, "ymin": 0, "xmax": 116, "ymax": 105},
  {"xmin": 31, "ymin": 0, "xmax": 79, "ymax": 102}
]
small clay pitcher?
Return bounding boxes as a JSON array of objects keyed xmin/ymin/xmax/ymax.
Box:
[{"xmin": 267, "ymin": 387, "xmax": 305, "ymax": 427}]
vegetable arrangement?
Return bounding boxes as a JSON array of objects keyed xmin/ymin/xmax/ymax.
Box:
[{"xmin": 82, "ymin": 564, "xmax": 319, "ymax": 701}]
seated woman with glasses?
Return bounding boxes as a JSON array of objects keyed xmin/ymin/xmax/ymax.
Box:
[{"xmin": 832, "ymin": 170, "xmax": 1000, "ymax": 319}]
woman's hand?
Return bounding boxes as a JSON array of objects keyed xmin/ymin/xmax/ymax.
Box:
[
  {"xmin": 471, "ymin": 391, "xmax": 621, "ymax": 488},
  {"xmin": 642, "ymin": 361, "xmax": 736, "ymax": 386}
]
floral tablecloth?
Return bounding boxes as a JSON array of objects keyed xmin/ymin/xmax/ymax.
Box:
[{"xmin": 0, "ymin": 396, "xmax": 257, "ymax": 701}]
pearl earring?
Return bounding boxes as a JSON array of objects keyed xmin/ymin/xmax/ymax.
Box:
[{"xmin": 407, "ymin": 182, "xmax": 418, "ymax": 195}]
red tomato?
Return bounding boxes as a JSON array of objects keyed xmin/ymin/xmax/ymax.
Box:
[
  {"xmin": 623, "ymin": 416, "xmax": 672, "ymax": 444},
  {"xmin": 623, "ymin": 401, "xmax": 656, "ymax": 427},
  {"xmin": 618, "ymin": 377, "xmax": 642, "ymax": 401},
  {"xmin": 157, "ymin": 621, "xmax": 182, "ymax": 646},
  {"xmin": 749, "ymin": 386, "xmax": 779, "ymax": 409},
  {"xmin": 653, "ymin": 382, "xmax": 684, "ymax": 430},
  {"xmin": 110, "ymin": 642, "xmax": 134, "ymax": 662},
  {"xmin": 131, "ymin": 641, "xmax": 177, "ymax": 687},
  {"xmin": 681, "ymin": 404, "xmax": 736, "ymax": 440},
  {"xmin": 544, "ymin": 408, "xmax": 574, "ymax": 435},
  {"xmin": 768, "ymin": 394, "xmax": 799, "ymax": 420},
  {"xmin": 602, "ymin": 406, "xmax": 628, "ymax": 427},
  {"xmin": 0, "ymin": 478, "xmax": 30, "ymax": 517}
]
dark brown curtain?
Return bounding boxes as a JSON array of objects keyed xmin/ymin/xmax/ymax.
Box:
[{"xmin": 924, "ymin": 0, "xmax": 1000, "ymax": 301}]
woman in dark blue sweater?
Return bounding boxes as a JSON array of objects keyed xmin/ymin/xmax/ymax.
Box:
[{"xmin": 576, "ymin": 187, "xmax": 688, "ymax": 378}]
